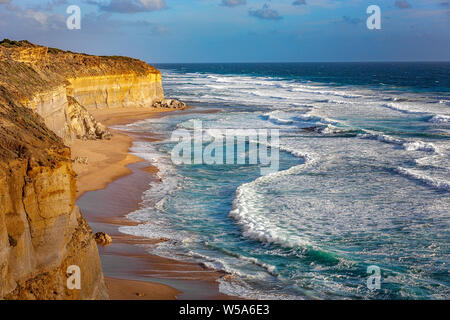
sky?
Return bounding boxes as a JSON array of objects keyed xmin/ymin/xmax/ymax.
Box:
[{"xmin": 0, "ymin": 0, "xmax": 449, "ymax": 62}]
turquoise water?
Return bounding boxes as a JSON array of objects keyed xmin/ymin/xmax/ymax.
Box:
[{"xmin": 117, "ymin": 63, "xmax": 449, "ymax": 299}]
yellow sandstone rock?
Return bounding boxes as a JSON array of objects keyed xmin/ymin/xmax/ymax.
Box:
[
  {"xmin": 0, "ymin": 40, "xmax": 172, "ymax": 300},
  {"xmin": 95, "ymin": 232, "xmax": 112, "ymax": 246}
]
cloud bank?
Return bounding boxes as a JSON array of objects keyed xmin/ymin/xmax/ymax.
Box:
[
  {"xmin": 89, "ymin": 0, "xmax": 167, "ymax": 13},
  {"xmin": 395, "ymin": 1, "xmax": 411, "ymax": 9},
  {"xmin": 249, "ymin": 4, "xmax": 282, "ymax": 20},
  {"xmin": 221, "ymin": 0, "xmax": 246, "ymax": 7},
  {"xmin": 292, "ymin": 0, "xmax": 306, "ymax": 6}
]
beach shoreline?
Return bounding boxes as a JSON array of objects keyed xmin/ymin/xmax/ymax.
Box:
[{"xmin": 73, "ymin": 107, "xmax": 237, "ymax": 300}]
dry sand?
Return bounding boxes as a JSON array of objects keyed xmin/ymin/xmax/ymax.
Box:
[
  {"xmin": 105, "ymin": 277, "xmax": 180, "ymax": 300},
  {"xmin": 72, "ymin": 107, "xmax": 176, "ymax": 198}
]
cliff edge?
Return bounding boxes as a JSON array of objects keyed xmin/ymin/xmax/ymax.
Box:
[
  {"xmin": 0, "ymin": 40, "xmax": 176, "ymax": 299},
  {"xmin": 0, "ymin": 39, "xmax": 169, "ymax": 144}
]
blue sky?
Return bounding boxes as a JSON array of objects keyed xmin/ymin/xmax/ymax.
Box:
[{"xmin": 0, "ymin": 0, "xmax": 449, "ymax": 62}]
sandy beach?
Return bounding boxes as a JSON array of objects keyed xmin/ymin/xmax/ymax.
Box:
[
  {"xmin": 72, "ymin": 107, "xmax": 176, "ymax": 198},
  {"xmin": 73, "ymin": 107, "xmax": 236, "ymax": 300}
]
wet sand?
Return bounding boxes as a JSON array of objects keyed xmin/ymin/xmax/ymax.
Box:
[
  {"xmin": 105, "ymin": 277, "xmax": 181, "ymax": 300},
  {"xmin": 74, "ymin": 107, "xmax": 236, "ymax": 300}
]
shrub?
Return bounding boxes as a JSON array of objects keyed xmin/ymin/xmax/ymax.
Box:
[
  {"xmin": 8, "ymin": 234, "xmax": 17, "ymax": 247},
  {"xmin": 0, "ymin": 39, "xmax": 22, "ymax": 47}
]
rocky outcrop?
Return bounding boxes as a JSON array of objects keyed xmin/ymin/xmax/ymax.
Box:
[
  {"xmin": 94, "ymin": 232, "xmax": 112, "ymax": 246},
  {"xmin": 153, "ymin": 99, "xmax": 187, "ymax": 109},
  {"xmin": 66, "ymin": 96, "xmax": 111, "ymax": 141},
  {"xmin": 0, "ymin": 39, "xmax": 166, "ymax": 144},
  {"xmin": 0, "ymin": 40, "xmax": 177, "ymax": 300}
]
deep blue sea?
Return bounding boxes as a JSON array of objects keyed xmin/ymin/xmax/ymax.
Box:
[{"xmin": 116, "ymin": 63, "xmax": 450, "ymax": 299}]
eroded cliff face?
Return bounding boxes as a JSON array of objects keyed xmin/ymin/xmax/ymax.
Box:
[
  {"xmin": 0, "ymin": 98, "xmax": 108, "ymax": 299},
  {"xmin": 1, "ymin": 40, "xmax": 165, "ymax": 144},
  {"xmin": 24, "ymin": 85, "xmax": 70, "ymax": 142},
  {"xmin": 0, "ymin": 159, "xmax": 107, "ymax": 299},
  {"xmin": 0, "ymin": 40, "xmax": 169, "ymax": 300},
  {"xmin": 67, "ymin": 73, "xmax": 163, "ymax": 110},
  {"xmin": 66, "ymin": 96, "xmax": 111, "ymax": 141}
]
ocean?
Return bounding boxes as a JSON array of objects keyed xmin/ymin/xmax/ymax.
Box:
[{"xmin": 115, "ymin": 63, "xmax": 450, "ymax": 300}]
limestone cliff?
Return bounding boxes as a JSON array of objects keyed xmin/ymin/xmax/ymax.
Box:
[
  {"xmin": 0, "ymin": 97, "xmax": 107, "ymax": 299},
  {"xmin": 67, "ymin": 73, "xmax": 163, "ymax": 110},
  {"xmin": 0, "ymin": 39, "xmax": 174, "ymax": 300},
  {"xmin": 0, "ymin": 39, "xmax": 166, "ymax": 144}
]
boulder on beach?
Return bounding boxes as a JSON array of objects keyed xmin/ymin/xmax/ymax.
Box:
[
  {"xmin": 152, "ymin": 98, "xmax": 187, "ymax": 109},
  {"xmin": 95, "ymin": 232, "xmax": 112, "ymax": 246}
]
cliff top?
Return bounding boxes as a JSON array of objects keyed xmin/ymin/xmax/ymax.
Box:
[{"xmin": 0, "ymin": 38, "xmax": 159, "ymax": 77}]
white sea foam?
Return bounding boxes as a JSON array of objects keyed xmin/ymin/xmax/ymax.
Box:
[
  {"xmin": 118, "ymin": 141, "xmax": 184, "ymax": 239},
  {"xmin": 189, "ymin": 249, "xmax": 279, "ymax": 279},
  {"xmin": 403, "ymin": 141, "xmax": 437, "ymax": 153},
  {"xmin": 380, "ymin": 101, "xmax": 450, "ymax": 122},
  {"xmin": 381, "ymin": 103, "xmax": 424, "ymax": 115},
  {"xmin": 429, "ymin": 114, "xmax": 450, "ymax": 124},
  {"xmin": 395, "ymin": 167, "xmax": 450, "ymax": 192},
  {"xmin": 254, "ymin": 138, "xmax": 314, "ymax": 162},
  {"xmin": 317, "ymin": 124, "xmax": 351, "ymax": 135},
  {"xmin": 328, "ymin": 99, "xmax": 357, "ymax": 105},
  {"xmin": 161, "ymin": 69, "xmax": 375, "ymax": 113},
  {"xmin": 119, "ymin": 222, "xmax": 185, "ymax": 243},
  {"xmin": 229, "ymin": 180, "xmax": 309, "ymax": 248},
  {"xmin": 238, "ymin": 256, "xmax": 278, "ymax": 276},
  {"xmin": 292, "ymin": 114, "xmax": 320, "ymax": 122},
  {"xmin": 358, "ymin": 131, "xmax": 437, "ymax": 153},
  {"xmin": 228, "ymin": 145, "xmax": 318, "ymax": 249},
  {"xmin": 218, "ymin": 280, "xmax": 302, "ymax": 300},
  {"xmin": 270, "ymin": 109, "xmax": 350, "ymax": 135},
  {"xmin": 262, "ymin": 111, "xmax": 294, "ymax": 125},
  {"xmin": 358, "ymin": 132, "xmax": 404, "ymax": 145},
  {"xmin": 290, "ymin": 86, "xmax": 362, "ymax": 99},
  {"xmin": 278, "ymin": 145, "xmax": 312, "ymax": 160}
]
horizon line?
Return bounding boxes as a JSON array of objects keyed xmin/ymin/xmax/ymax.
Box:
[{"xmin": 151, "ymin": 60, "xmax": 450, "ymax": 64}]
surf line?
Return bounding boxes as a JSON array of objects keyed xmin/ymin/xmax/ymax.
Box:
[{"xmin": 170, "ymin": 120, "xmax": 280, "ymax": 175}]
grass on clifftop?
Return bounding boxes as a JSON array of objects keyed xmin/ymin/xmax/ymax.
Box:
[
  {"xmin": 0, "ymin": 39, "xmax": 33, "ymax": 48},
  {"xmin": 0, "ymin": 39, "xmax": 160, "ymax": 77}
]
